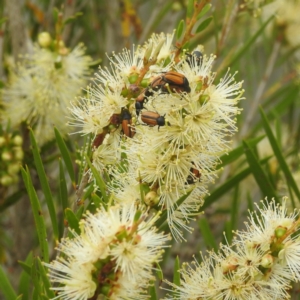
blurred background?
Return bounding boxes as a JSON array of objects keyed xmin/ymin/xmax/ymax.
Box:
[{"xmin": 1, "ymin": 0, "xmax": 300, "ymax": 298}]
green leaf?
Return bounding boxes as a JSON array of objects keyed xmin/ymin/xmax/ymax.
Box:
[
  {"xmin": 260, "ymin": 108, "xmax": 300, "ymax": 202},
  {"xmin": 30, "ymin": 129, "xmax": 59, "ymax": 240},
  {"xmin": 21, "ymin": 167, "xmax": 49, "ymax": 262},
  {"xmin": 195, "ymin": 16, "xmax": 212, "ymax": 33},
  {"xmin": 63, "ymin": 12, "xmax": 83, "ymax": 25},
  {"xmin": 196, "ymin": 3, "xmax": 211, "ymax": 20},
  {"xmin": 149, "ymin": 283, "xmax": 158, "ymax": 300},
  {"xmin": 18, "ymin": 261, "xmax": 32, "ymax": 276},
  {"xmin": 37, "ymin": 258, "xmax": 55, "ymax": 299},
  {"xmin": 59, "ymin": 159, "xmax": 69, "ymax": 212},
  {"xmin": 199, "ymin": 217, "xmax": 218, "ymax": 251},
  {"xmin": 18, "ymin": 252, "xmax": 33, "ymax": 300},
  {"xmin": 173, "ymin": 256, "xmax": 180, "ymax": 286},
  {"xmin": 186, "ymin": 0, "xmax": 194, "ymax": 19},
  {"xmin": 54, "ymin": 127, "xmax": 75, "ymax": 185},
  {"xmin": 65, "ymin": 208, "xmax": 81, "ymax": 234},
  {"xmin": 176, "ymin": 19, "xmax": 185, "ymax": 41},
  {"xmin": 203, "ymin": 156, "xmax": 271, "ymax": 210},
  {"xmin": 0, "ymin": 265, "xmax": 17, "ymax": 300},
  {"xmin": 243, "ymin": 140, "xmax": 278, "ymax": 201},
  {"xmin": 86, "ymin": 156, "xmax": 108, "ymax": 204},
  {"xmin": 227, "ymin": 185, "xmax": 239, "ymax": 243},
  {"xmin": 218, "ymin": 135, "xmax": 265, "ymax": 169}
]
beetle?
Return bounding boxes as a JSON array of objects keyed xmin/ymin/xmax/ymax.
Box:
[
  {"xmin": 121, "ymin": 109, "xmax": 135, "ymax": 138},
  {"xmin": 186, "ymin": 50, "xmax": 203, "ymax": 67},
  {"xmin": 141, "ymin": 111, "xmax": 165, "ymax": 127},
  {"xmin": 92, "ymin": 130, "xmax": 108, "ymax": 148},
  {"xmin": 135, "ymin": 71, "xmax": 191, "ymax": 104},
  {"xmin": 135, "ymin": 101, "xmax": 144, "ymax": 116},
  {"xmin": 186, "ymin": 166, "xmax": 201, "ymax": 184}
]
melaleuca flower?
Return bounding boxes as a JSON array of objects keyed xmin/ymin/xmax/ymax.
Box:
[
  {"xmin": 70, "ymin": 32, "xmax": 243, "ymax": 240},
  {"xmin": 3, "ymin": 35, "xmax": 92, "ymax": 145},
  {"xmin": 45, "ymin": 202, "xmax": 170, "ymax": 300},
  {"xmin": 166, "ymin": 198, "xmax": 300, "ymax": 299}
]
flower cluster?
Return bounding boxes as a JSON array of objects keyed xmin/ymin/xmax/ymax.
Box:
[
  {"xmin": 70, "ymin": 31, "xmax": 244, "ymax": 239},
  {"xmin": 0, "ymin": 126, "xmax": 23, "ymax": 187},
  {"xmin": 3, "ymin": 32, "xmax": 92, "ymax": 145},
  {"xmin": 45, "ymin": 202, "xmax": 170, "ymax": 300},
  {"xmin": 167, "ymin": 198, "xmax": 300, "ymax": 299}
]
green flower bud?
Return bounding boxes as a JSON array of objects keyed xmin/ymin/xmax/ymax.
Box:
[
  {"xmin": 12, "ymin": 135, "xmax": 23, "ymax": 146},
  {"xmin": 38, "ymin": 32, "xmax": 52, "ymax": 48},
  {"xmin": 2, "ymin": 151, "xmax": 12, "ymax": 161},
  {"xmin": 261, "ymin": 254, "xmax": 274, "ymax": 269}
]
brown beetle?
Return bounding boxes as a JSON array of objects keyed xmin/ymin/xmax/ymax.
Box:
[
  {"xmin": 121, "ymin": 109, "xmax": 135, "ymax": 138},
  {"xmin": 92, "ymin": 130, "xmax": 108, "ymax": 148},
  {"xmin": 141, "ymin": 111, "xmax": 165, "ymax": 127},
  {"xmin": 135, "ymin": 71, "xmax": 191, "ymax": 104},
  {"xmin": 186, "ymin": 166, "xmax": 201, "ymax": 184}
]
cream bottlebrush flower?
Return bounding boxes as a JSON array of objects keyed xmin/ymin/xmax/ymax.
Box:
[
  {"xmin": 117, "ymin": 53, "xmax": 243, "ymax": 239},
  {"xmin": 45, "ymin": 202, "xmax": 170, "ymax": 300},
  {"xmin": 166, "ymin": 198, "xmax": 300, "ymax": 299},
  {"xmin": 71, "ymin": 32, "xmax": 243, "ymax": 240},
  {"xmin": 3, "ymin": 43, "xmax": 92, "ymax": 145}
]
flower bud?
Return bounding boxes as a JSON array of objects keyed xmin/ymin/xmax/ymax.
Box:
[
  {"xmin": 38, "ymin": 32, "xmax": 52, "ymax": 48},
  {"xmin": 144, "ymin": 191, "xmax": 159, "ymax": 206},
  {"xmin": 0, "ymin": 137, "xmax": 6, "ymax": 147},
  {"xmin": 0, "ymin": 175, "xmax": 13, "ymax": 186},
  {"xmin": 275, "ymin": 226, "xmax": 287, "ymax": 238},
  {"xmin": 7, "ymin": 163, "xmax": 20, "ymax": 175},
  {"xmin": 260, "ymin": 254, "xmax": 274, "ymax": 269},
  {"xmin": 221, "ymin": 256, "xmax": 238, "ymax": 273},
  {"xmin": 2, "ymin": 151, "xmax": 12, "ymax": 161},
  {"xmin": 12, "ymin": 135, "xmax": 23, "ymax": 146},
  {"xmin": 14, "ymin": 147, "xmax": 24, "ymax": 160}
]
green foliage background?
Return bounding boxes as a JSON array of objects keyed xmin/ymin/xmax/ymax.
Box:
[{"xmin": 0, "ymin": 0, "xmax": 300, "ymax": 299}]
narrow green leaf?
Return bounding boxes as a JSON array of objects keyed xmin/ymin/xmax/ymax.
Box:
[
  {"xmin": 195, "ymin": 16, "xmax": 212, "ymax": 33},
  {"xmin": 59, "ymin": 159, "xmax": 69, "ymax": 212},
  {"xmin": 227, "ymin": 185, "xmax": 239, "ymax": 243},
  {"xmin": 65, "ymin": 208, "xmax": 81, "ymax": 234},
  {"xmin": 203, "ymin": 157, "xmax": 271, "ymax": 209},
  {"xmin": 260, "ymin": 108, "xmax": 300, "ymax": 202},
  {"xmin": 196, "ymin": 3, "xmax": 211, "ymax": 20},
  {"xmin": 18, "ymin": 261, "xmax": 32, "ymax": 276},
  {"xmin": 186, "ymin": 0, "xmax": 194, "ymax": 19},
  {"xmin": 243, "ymin": 140, "xmax": 278, "ymax": 201},
  {"xmin": 54, "ymin": 127, "xmax": 75, "ymax": 185},
  {"xmin": 63, "ymin": 12, "xmax": 83, "ymax": 25},
  {"xmin": 18, "ymin": 252, "xmax": 33, "ymax": 300},
  {"xmin": 16, "ymin": 295, "xmax": 23, "ymax": 300},
  {"xmin": 198, "ymin": 218, "xmax": 218, "ymax": 251},
  {"xmin": 30, "ymin": 129, "xmax": 59, "ymax": 240},
  {"xmin": 228, "ymin": 14, "xmax": 274, "ymax": 67},
  {"xmin": 176, "ymin": 19, "xmax": 185, "ymax": 41},
  {"xmin": 21, "ymin": 167, "xmax": 49, "ymax": 262},
  {"xmin": 0, "ymin": 265, "xmax": 17, "ymax": 300},
  {"xmin": 31, "ymin": 258, "xmax": 41, "ymax": 297},
  {"xmin": 86, "ymin": 156, "xmax": 108, "ymax": 204},
  {"xmin": 173, "ymin": 256, "xmax": 181, "ymax": 286},
  {"xmin": 37, "ymin": 258, "xmax": 55, "ymax": 299},
  {"xmin": 218, "ymin": 135, "xmax": 265, "ymax": 169},
  {"xmin": 149, "ymin": 283, "xmax": 158, "ymax": 300}
]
